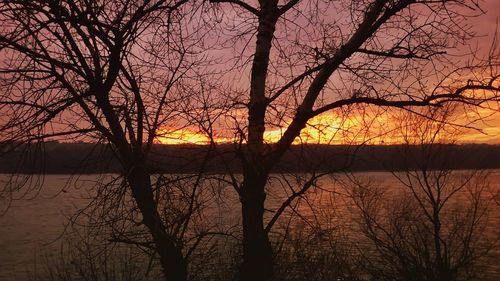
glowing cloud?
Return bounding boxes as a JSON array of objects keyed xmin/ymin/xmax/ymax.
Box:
[{"xmin": 155, "ymin": 108, "xmax": 500, "ymax": 145}]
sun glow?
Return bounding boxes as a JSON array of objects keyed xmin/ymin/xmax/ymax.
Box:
[
  {"xmin": 155, "ymin": 113, "xmax": 396, "ymax": 145},
  {"xmin": 156, "ymin": 128, "xmax": 212, "ymax": 145},
  {"xmin": 155, "ymin": 107, "xmax": 500, "ymax": 145},
  {"xmin": 263, "ymin": 114, "xmax": 348, "ymax": 144}
]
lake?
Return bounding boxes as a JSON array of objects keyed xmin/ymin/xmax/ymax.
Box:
[{"xmin": 1, "ymin": 172, "xmax": 499, "ymax": 281}]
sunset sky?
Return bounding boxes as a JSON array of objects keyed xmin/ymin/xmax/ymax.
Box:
[
  {"xmin": 152, "ymin": 1, "xmax": 500, "ymax": 146},
  {"xmin": 0, "ymin": 0, "xmax": 498, "ymax": 146},
  {"xmin": 155, "ymin": 107, "xmax": 500, "ymax": 145}
]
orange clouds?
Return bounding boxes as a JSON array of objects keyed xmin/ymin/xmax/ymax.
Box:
[{"xmin": 156, "ymin": 106, "xmax": 500, "ymax": 145}]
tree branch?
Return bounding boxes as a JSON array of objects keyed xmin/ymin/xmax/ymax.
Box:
[{"xmin": 209, "ymin": 0, "xmax": 260, "ymax": 16}]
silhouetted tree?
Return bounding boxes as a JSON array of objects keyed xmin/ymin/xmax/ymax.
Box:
[
  {"xmin": 0, "ymin": 1, "xmax": 207, "ymax": 280},
  {"xmin": 2, "ymin": 1, "xmax": 500, "ymax": 280},
  {"xmin": 348, "ymin": 109, "xmax": 497, "ymax": 281},
  {"xmin": 206, "ymin": 1, "xmax": 500, "ymax": 280}
]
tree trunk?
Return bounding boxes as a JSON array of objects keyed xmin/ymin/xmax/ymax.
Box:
[
  {"xmin": 127, "ymin": 166, "xmax": 187, "ymax": 281},
  {"xmin": 240, "ymin": 2, "xmax": 277, "ymax": 280},
  {"xmin": 432, "ymin": 209, "xmax": 450, "ymax": 281},
  {"xmin": 240, "ymin": 171, "xmax": 273, "ymax": 281}
]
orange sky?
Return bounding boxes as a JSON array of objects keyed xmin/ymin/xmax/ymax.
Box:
[
  {"xmin": 155, "ymin": 1, "xmax": 500, "ymax": 146},
  {"xmin": 156, "ymin": 105, "xmax": 500, "ymax": 145},
  {"xmin": 1, "ymin": 1, "xmax": 498, "ymax": 146}
]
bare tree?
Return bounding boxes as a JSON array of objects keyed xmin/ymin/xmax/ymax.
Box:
[
  {"xmin": 2, "ymin": 1, "xmax": 500, "ymax": 280},
  {"xmin": 0, "ymin": 1, "xmax": 208, "ymax": 280},
  {"xmin": 348, "ymin": 109, "xmax": 497, "ymax": 281},
  {"xmin": 205, "ymin": 0, "xmax": 500, "ymax": 280}
]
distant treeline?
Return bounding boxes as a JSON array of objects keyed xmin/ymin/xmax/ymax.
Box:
[{"xmin": 1, "ymin": 141, "xmax": 500, "ymax": 174}]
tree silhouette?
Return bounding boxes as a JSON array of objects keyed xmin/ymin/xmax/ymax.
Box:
[
  {"xmin": 1, "ymin": 1, "xmax": 500, "ymax": 281},
  {"xmin": 206, "ymin": 1, "xmax": 500, "ymax": 280},
  {"xmin": 0, "ymin": 1, "xmax": 204, "ymax": 280},
  {"xmin": 348, "ymin": 108, "xmax": 496, "ymax": 281}
]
